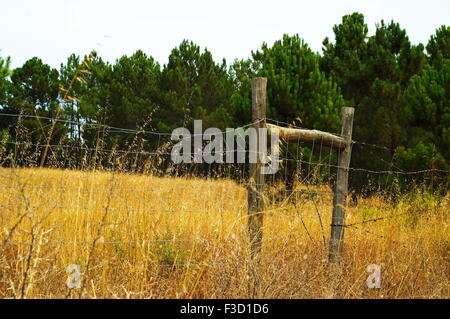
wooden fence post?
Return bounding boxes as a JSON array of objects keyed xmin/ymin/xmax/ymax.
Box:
[
  {"xmin": 248, "ymin": 77, "xmax": 267, "ymax": 260},
  {"xmin": 329, "ymin": 107, "xmax": 354, "ymax": 264}
]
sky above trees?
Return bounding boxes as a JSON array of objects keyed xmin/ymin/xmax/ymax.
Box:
[{"xmin": 1, "ymin": 0, "xmax": 449, "ymax": 69}]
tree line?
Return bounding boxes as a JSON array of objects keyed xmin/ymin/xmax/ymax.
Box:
[{"xmin": 0, "ymin": 13, "xmax": 448, "ymax": 192}]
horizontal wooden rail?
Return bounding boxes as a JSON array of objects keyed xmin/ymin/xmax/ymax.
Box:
[{"xmin": 266, "ymin": 123, "xmax": 347, "ymax": 149}]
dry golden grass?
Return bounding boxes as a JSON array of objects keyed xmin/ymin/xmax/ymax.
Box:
[{"xmin": 0, "ymin": 167, "xmax": 448, "ymax": 299}]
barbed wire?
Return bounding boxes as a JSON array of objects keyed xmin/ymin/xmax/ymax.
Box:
[
  {"xmin": 353, "ymin": 139, "xmax": 449, "ymax": 163},
  {"xmin": 281, "ymin": 157, "xmax": 449, "ymax": 175},
  {"xmin": 0, "ymin": 202, "xmax": 330, "ymax": 223},
  {"xmin": 0, "ymin": 263, "xmax": 210, "ymax": 274},
  {"xmin": 1, "ymin": 246, "xmax": 446, "ymax": 279},
  {"xmin": 3, "ymin": 140, "xmax": 448, "ymax": 175},
  {"xmin": 0, "ymin": 183, "xmax": 241, "ymax": 192},
  {"xmin": 2, "ymin": 112, "xmax": 448, "ymax": 175},
  {"xmin": 2, "ymin": 112, "xmax": 447, "ymax": 164},
  {"xmin": 1, "ymin": 236, "xmax": 292, "ymax": 246},
  {"xmin": 2, "ymin": 140, "xmax": 276, "ymax": 156},
  {"xmin": 342, "ymin": 209, "xmax": 446, "ymax": 228},
  {"xmin": 1, "ymin": 234, "xmax": 446, "ymax": 258},
  {"xmin": 0, "ymin": 112, "xmax": 258, "ymax": 137},
  {"xmin": 0, "ymin": 203, "xmax": 246, "ymax": 215}
]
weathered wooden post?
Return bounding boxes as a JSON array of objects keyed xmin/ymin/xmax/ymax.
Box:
[
  {"xmin": 248, "ymin": 77, "xmax": 267, "ymax": 260},
  {"xmin": 329, "ymin": 107, "xmax": 354, "ymax": 264}
]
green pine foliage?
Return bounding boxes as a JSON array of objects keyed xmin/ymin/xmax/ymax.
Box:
[
  {"xmin": 254, "ymin": 34, "xmax": 344, "ymax": 131},
  {"xmin": 0, "ymin": 14, "xmax": 448, "ymax": 192}
]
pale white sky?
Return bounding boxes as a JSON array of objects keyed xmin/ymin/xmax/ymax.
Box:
[{"xmin": 1, "ymin": 0, "xmax": 449, "ymax": 69}]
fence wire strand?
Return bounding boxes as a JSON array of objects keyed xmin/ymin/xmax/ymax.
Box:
[{"xmin": 0, "ymin": 112, "xmax": 448, "ymax": 290}]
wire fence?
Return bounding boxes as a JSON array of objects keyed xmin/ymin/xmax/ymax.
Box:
[
  {"xmin": 1, "ymin": 112, "xmax": 447, "ymax": 172},
  {"xmin": 0, "ymin": 112, "xmax": 448, "ymax": 295}
]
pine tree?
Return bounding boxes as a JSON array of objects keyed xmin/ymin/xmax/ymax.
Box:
[{"xmin": 5, "ymin": 57, "xmax": 62, "ymax": 144}]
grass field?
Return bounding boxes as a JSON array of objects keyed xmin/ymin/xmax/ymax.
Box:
[{"xmin": 0, "ymin": 167, "xmax": 448, "ymax": 298}]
